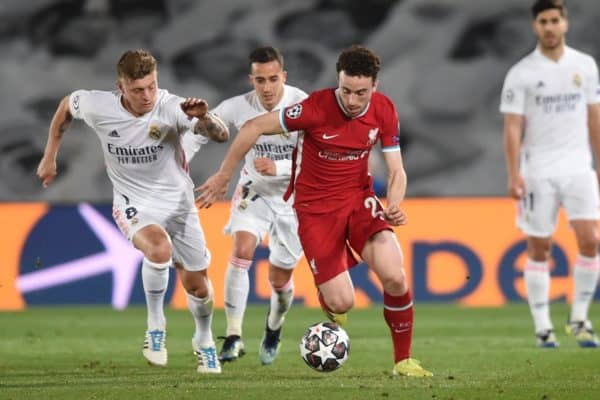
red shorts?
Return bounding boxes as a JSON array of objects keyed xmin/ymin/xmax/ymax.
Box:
[{"xmin": 296, "ymin": 191, "xmax": 392, "ymax": 285}]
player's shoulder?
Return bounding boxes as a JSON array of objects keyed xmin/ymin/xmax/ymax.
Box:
[
  {"xmin": 283, "ymin": 84, "xmax": 309, "ymax": 102},
  {"xmin": 306, "ymin": 88, "xmax": 335, "ymax": 103},
  {"xmin": 371, "ymin": 92, "xmax": 397, "ymax": 114},
  {"xmin": 155, "ymin": 88, "xmax": 181, "ymax": 107},
  {"xmin": 565, "ymin": 46, "xmax": 597, "ymax": 68},
  {"xmin": 506, "ymin": 49, "xmax": 538, "ymax": 74},
  {"xmin": 73, "ymin": 89, "xmax": 117, "ymax": 101}
]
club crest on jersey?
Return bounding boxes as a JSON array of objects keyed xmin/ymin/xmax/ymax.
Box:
[
  {"xmin": 573, "ymin": 74, "xmax": 582, "ymax": 88},
  {"xmin": 367, "ymin": 127, "xmax": 379, "ymax": 145},
  {"xmin": 148, "ymin": 125, "xmax": 162, "ymax": 140},
  {"xmin": 285, "ymin": 104, "xmax": 302, "ymax": 119}
]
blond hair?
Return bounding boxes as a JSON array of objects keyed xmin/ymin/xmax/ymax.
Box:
[{"xmin": 117, "ymin": 49, "xmax": 157, "ymax": 80}]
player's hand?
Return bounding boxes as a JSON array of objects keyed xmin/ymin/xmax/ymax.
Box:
[
  {"xmin": 180, "ymin": 98, "xmax": 209, "ymax": 119},
  {"xmin": 254, "ymin": 158, "xmax": 276, "ymax": 176},
  {"xmin": 384, "ymin": 204, "xmax": 407, "ymax": 226},
  {"xmin": 195, "ymin": 172, "xmax": 229, "ymax": 208},
  {"xmin": 507, "ymin": 175, "xmax": 526, "ymax": 199},
  {"xmin": 36, "ymin": 156, "xmax": 57, "ymax": 188}
]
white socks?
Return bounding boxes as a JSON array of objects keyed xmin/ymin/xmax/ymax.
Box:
[
  {"xmin": 187, "ymin": 285, "xmax": 215, "ymax": 348},
  {"xmin": 268, "ymin": 279, "xmax": 294, "ymax": 331},
  {"xmin": 524, "ymin": 259, "xmax": 553, "ymax": 333},
  {"xmin": 224, "ymin": 258, "xmax": 251, "ymax": 336},
  {"xmin": 571, "ymin": 254, "xmax": 600, "ymax": 322},
  {"xmin": 142, "ymin": 258, "xmax": 170, "ymax": 331}
]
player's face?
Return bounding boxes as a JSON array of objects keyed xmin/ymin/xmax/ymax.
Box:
[
  {"xmin": 118, "ymin": 70, "xmax": 158, "ymax": 117},
  {"xmin": 533, "ymin": 9, "xmax": 568, "ymax": 51},
  {"xmin": 337, "ymin": 71, "xmax": 377, "ymax": 118},
  {"xmin": 249, "ymin": 60, "xmax": 287, "ymax": 111}
]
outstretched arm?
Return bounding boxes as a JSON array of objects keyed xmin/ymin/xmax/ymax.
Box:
[
  {"xmin": 36, "ymin": 96, "xmax": 73, "ymax": 187},
  {"xmin": 195, "ymin": 110, "xmax": 283, "ymax": 207}
]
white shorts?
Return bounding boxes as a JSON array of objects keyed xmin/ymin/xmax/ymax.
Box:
[
  {"xmin": 112, "ymin": 195, "xmax": 211, "ymax": 271},
  {"xmin": 517, "ymin": 170, "xmax": 600, "ymax": 237},
  {"xmin": 224, "ymin": 183, "xmax": 302, "ymax": 269}
]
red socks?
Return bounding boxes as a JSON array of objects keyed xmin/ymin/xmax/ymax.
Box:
[{"xmin": 383, "ymin": 291, "xmax": 414, "ymax": 362}]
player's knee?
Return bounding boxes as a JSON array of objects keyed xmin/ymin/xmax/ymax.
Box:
[
  {"xmin": 578, "ymin": 236, "xmax": 599, "ymax": 256},
  {"xmin": 269, "ymin": 266, "xmax": 293, "ymax": 289},
  {"xmin": 145, "ymin": 240, "xmax": 172, "ymax": 264},
  {"xmin": 381, "ymin": 270, "xmax": 408, "ymax": 296},
  {"xmin": 183, "ymin": 273, "xmax": 210, "ymax": 298},
  {"xmin": 326, "ymin": 295, "xmax": 354, "ymax": 314}
]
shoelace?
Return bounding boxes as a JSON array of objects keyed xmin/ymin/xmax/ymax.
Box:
[
  {"xmin": 149, "ymin": 331, "xmax": 164, "ymax": 351},
  {"xmin": 200, "ymin": 348, "xmax": 217, "ymax": 368}
]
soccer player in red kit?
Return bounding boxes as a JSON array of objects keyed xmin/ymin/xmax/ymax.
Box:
[{"xmin": 197, "ymin": 45, "xmax": 432, "ymax": 377}]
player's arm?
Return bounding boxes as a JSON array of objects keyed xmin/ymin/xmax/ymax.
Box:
[
  {"xmin": 36, "ymin": 95, "xmax": 73, "ymax": 187},
  {"xmin": 503, "ymin": 112, "xmax": 525, "ymax": 199},
  {"xmin": 180, "ymin": 97, "xmax": 229, "ymax": 142},
  {"xmin": 382, "ymin": 150, "xmax": 408, "ymax": 226},
  {"xmin": 587, "ymin": 104, "xmax": 600, "ymax": 181},
  {"xmin": 196, "ymin": 111, "xmax": 283, "ymax": 207},
  {"xmin": 193, "ymin": 111, "xmax": 229, "ymax": 143}
]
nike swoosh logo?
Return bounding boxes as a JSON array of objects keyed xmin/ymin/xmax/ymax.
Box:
[{"xmin": 322, "ymin": 133, "xmax": 339, "ymax": 140}]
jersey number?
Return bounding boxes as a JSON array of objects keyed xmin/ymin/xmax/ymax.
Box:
[
  {"xmin": 364, "ymin": 197, "xmax": 385, "ymax": 221},
  {"xmin": 125, "ymin": 206, "xmax": 138, "ymax": 219}
]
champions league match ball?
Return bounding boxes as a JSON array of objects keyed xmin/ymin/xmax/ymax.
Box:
[{"xmin": 299, "ymin": 322, "xmax": 350, "ymax": 372}]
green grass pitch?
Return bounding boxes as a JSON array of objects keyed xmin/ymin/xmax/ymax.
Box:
[{"xmin": 1, "ymin": 303, "xmax": 598, "ymax": 399}]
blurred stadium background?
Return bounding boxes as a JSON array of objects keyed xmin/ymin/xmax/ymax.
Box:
[
  {"xmin": 2, "ymin": 2, "xmax": 600, "ymax": 398},
  {"xmin": 2, "ymin": 1, "xmax": 600, "ymax": 308}
]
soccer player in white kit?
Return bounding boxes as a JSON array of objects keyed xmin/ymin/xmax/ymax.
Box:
[
  {"xmin": 183, "ymin": 46, "xmax": 307, "ymax": 364},
  {"xmin": 501, "ymin": 0, "xmax": 600, "ymax": 348},
  {"xmin": 36, "ymin": 49, "xmax": 229, "ymax": 373}
]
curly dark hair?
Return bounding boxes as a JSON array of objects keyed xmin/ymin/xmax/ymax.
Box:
[
  {"xmin": 336, "ymin": 45, "xmax": 381, "ymax": 81},
  {"xmin": 117, "ymin": 49, "xmax": 157, "ymax": 81},
  {"xmin": 531, "ymin": 0, "xmax": 566, "ymax": 19}
]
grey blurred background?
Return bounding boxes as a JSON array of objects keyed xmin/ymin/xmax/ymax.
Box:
[{"xmin": 2, "ymin": 0, "xmax": 600, "ymax": 202}]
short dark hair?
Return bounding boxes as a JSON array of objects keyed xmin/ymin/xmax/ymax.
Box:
[
  {"xmin": 117, "ymin": 49, "xmax": 157, "ymax": 81},
  {"xmin": 336, "ymin": 45, "xmax": 381, "ymax": 81},
  {"xmin": 531, "ymin": 0, "xmax": 566, "ymax": 19},
  {"xmin": 248, "ymin": 46, "xmax": 284, "ymax": 71}
]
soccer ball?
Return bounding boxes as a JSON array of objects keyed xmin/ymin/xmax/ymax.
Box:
[{"xmin": 299, "ymin": 321, "xmax": 350, "ymax": 372}]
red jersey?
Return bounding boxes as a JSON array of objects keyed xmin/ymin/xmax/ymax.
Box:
[{"xmin": 281, "ymin": 88, "xmax": 400, "ymax": 213}]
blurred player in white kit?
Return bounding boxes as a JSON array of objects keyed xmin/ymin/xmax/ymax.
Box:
[
  {"xmin": 183, "ymin": 46, "xmax": 307, "ymax": 365},
  {"xmin": 501, "ymin": 0, "xmax": 600, "ymax": 348},
  {"xmin": 36, "ymin": 49, "xmax": 229, "ymax": 373}
]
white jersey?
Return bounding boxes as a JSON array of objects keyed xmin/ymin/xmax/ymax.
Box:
[
  {"xmin": 182, "ymin": 84, "xmax": 307, "ymax": 202},
  {"xmin": 70, "ymin": 89, "xmax": 204, "ymax": 210},
  {"xmin": 500, "ymin": 46, "xmax": 600, "ymax": 178}
]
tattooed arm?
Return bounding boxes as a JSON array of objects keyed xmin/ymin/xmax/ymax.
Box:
[
  {"xmin": 37, "ymin": 96, "xmax": 73, "ymax": 187},
  {"xmin": 193, "ymin": 111, "xmax": 229, "ymax": 143}
]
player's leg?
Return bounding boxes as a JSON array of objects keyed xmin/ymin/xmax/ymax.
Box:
[
  {"xmin": 519, "ymin": 176, "xmax": 560, "ymax": 347},
  {"xmin": 219, "ymin": 231, "xmax": 255, "ymax": 361},
  {"xmin": 131, "ymin": 225, "xmax": 172, "ymax": 367},
  {"xmin": 360, "ymin": 229, "xmax": 431, "ymax": 377},
  {"xmin": 296, "ymin": 208, "xmax": 356, "ymax": 325},
  {"xmin": 170, "ymin": 210, "xmax": 220, "ymax": 373},
  {"xmin": 567, "ymin": 220, "xmax": 600, "ymax": 347},
  {"xmin": 113, "ymin": 197, "xmax": 172, "ymax": 367},
  {"xmin": 524, "ymin": 236, "xmax": 558, "ymax": 347},
  {"xmin": 259, "ymin": 212, "xmax": 302, "ymax": 365},
  {"xmin": 563, "ymin": 171, "xmax": 600, "ymax": 347}
]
